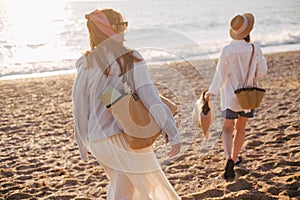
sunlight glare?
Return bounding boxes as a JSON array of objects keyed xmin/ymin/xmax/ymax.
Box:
[{"xmin": 4, "ymin": 0, "xmax": 69, "ymax": 46}]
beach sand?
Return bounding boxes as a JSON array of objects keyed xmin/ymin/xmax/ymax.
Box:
[{"xmin": 0, "ymin": 50, "xmax": 299, "ymax": 200}]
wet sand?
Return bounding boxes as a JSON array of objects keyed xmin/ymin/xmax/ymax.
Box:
[{"xmin": 0, "ymin": 50, "xmax": 299, "ymax": 200}]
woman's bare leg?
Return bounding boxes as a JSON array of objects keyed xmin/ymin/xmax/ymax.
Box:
[
  {"xmin": 232, "ymin": 116, "xmax": 248, "ymax": 162},
  {"xmin": 222, "ymin": 119, "xmax": 235, "ymax": 160}
]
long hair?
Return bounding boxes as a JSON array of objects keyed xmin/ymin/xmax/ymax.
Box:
[
  {"xmin": 86, "ymin": 9, "xmax": 141, "ymax": 76},
  {"xmin": 244, "ymin": 35, "xmax": 251, "ymax": 43}
]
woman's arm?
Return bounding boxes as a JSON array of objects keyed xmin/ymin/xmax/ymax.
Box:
[
  {"xmin": 132, "ymin": 56, "xmax": 181, "ymax": 155},
  {"xmin": 72, "ymin": 57, "xmax": 90, "ymax": 161},
  {"xmin": 136, "ymin": 84, "xmax": 180, "ymax": 145},
  {"xmin": 255, "ymin": 47, "xmax": 268, "ymax": 79},
  {"xmin": 209, "ymin": 50, "xmax": 229, "ymax": 95}
]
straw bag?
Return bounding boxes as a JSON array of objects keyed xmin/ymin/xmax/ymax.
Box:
[
  {"xmin": 99, "ymin": 70, "xmax": 178, "ymax": 150},
  {"xmin": 113, "ymin": 93, "xmax": 178, "ymax": 149},
  {"xmin": 234, "ymin": 44, "xmax": 265, "ymax": 110}
]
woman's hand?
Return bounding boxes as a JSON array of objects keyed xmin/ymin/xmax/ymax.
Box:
[
  {"xmin": 168, "ymin": 143, "xmax": 181, "ymax": 157},
  {"xmin": 205, "ymin": 91, "xmax": 211, "ymax": 101}
]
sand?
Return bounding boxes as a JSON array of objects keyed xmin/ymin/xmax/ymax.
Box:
[{"xmin": 0, "ymin": 50, "xmax": 299, "ymax": 200}]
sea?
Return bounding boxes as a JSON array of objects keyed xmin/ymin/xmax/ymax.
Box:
[{"xmin": 0, "ymin": 0, "xmax": 299, "ymax": 80}]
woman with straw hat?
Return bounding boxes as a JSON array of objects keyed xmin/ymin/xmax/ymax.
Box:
[{"xmin": 205, "ymin": 13, "xmax": 268, "ymax": 180}]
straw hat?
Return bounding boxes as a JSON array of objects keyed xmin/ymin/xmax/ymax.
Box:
[
  {"xmin": 192, "ymin": 89, "xmax": 213, "ymax": 140},
  {"xmin": 230, "ymin": 13, "xmax": 254, "ymax": 40}
]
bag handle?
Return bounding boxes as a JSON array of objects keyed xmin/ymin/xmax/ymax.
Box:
[
  {"xmin": 122, "ymin": 62, "xmax": 140, "ymax": 100},
  {"xmin": 243, "ymin": 43, "xmax": 255, "ymax": 88},
  {"xmin": 124, "ymin": 67, "xmax": 136, "ymax": 91}
]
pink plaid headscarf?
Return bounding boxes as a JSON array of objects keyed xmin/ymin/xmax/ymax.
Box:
[{"xmin": 85, "ymin": 9, "xmax": 124, "ymax": 42}]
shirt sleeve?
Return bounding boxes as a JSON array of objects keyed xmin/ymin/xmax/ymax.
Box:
[
  {"xmin": 74, "ymin": 127, "xmax": 89, "ymax": 161},
  {"xmin": 132, "ymin": 55, "xmax": 181, "ymax": 145},
  {"xmin": 72, "ymin": 57, "xmax": 90, "ymax": 161},
  {"xmin": 209, "ymin": 50, "xmax": 229, "ymax": 95},
  {"xmin": 255, "ymin": 47, "xmax": 268, "ymax": 79}
]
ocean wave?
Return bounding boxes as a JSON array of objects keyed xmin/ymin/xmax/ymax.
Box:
[
  {"xmin": 1, "ymin": 41, "xmax": 299, "ymax": 79},
  {"xmin": 256, "ymin": 31, "xmax": 300, "ymax": 47}
]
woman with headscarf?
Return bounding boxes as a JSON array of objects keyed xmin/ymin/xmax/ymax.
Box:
[{"xmin": 72, "ymin": 8, "xmax": 181, "ymax": 199}]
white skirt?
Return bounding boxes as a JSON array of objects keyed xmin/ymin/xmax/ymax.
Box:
[{"xmin": 88, "ymin": 133, "xmax": 181, "ymax": 200}]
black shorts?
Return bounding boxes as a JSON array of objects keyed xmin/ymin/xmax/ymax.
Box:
[{"xmin": 222, "ymin": 109, "xmax": 254, "ymax": 119}]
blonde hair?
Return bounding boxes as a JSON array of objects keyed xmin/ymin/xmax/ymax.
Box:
[{"xmin": 86, "ymin": 8, "xmax": 141, "ymax": 76}]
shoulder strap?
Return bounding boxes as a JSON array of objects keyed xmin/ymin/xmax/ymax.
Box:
[
  {"xmin": 243, "ymin": 43, "xmax": 255, "ymax": 88},
  {"xmin": 122, "ymin": 60, "xmax": 138, "ymax": 102}
]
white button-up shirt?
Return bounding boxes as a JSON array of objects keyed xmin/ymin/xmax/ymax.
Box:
[
  {"xmin": 209, "ymin": 40, "xmax": 268, "ymax": 112},
  {"xmin": 72, "ymin": 48, "xmax": 180, "ymax": 160}
]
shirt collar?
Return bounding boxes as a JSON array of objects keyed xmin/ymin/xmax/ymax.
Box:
[{"xmin": 231, "ymin": 40, "xmax": 247, "ymax": 44}]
